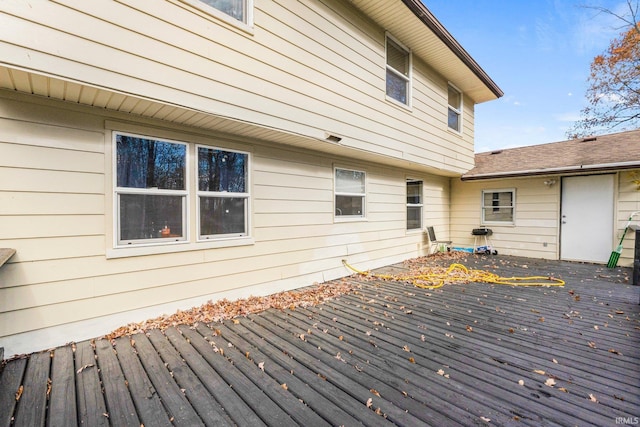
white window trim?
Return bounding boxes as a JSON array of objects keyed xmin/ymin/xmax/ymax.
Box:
[
  {"xmin": 108, "ymin": 128, "xmax": 254, "ymax": 258},
  {"xmin": 406, "ymin": 179, "xmax": 423, "ymax": 232},
  {"xmin": 196, "ymin": 144, "xmax": 251, "ymax": 241},
  {"xmin": 447, "ymin": 82, "xmax": 463, "ymax": 134},
  {"xmin": 334, "ymin": 166, "xmax": 367, "ymax": 222},
  {"xmin": 385, "ymin": 33, "xmax": 412, "ymax": 109},
  {"xmin": 481, "ymin": 188, "xmax": 516, "ymax": 225},
  {"xmin": 178, "ymin": 0, "xmax": 254, "ymax": 30}
]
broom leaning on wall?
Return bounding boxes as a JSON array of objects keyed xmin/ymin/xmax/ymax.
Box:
[{"xmin": 607, "ymin": 211, "xmax": 640, "ymax": 268}]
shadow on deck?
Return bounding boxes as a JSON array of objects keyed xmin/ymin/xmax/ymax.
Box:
[{"xmin": 1, "ymin": 255, "xmax": 638, "ymax": 426}]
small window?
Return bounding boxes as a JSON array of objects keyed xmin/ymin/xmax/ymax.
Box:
[
  {"xmin": 335, "ymin": 168, "xmax": 366, "ymax": 218},
  {"xmin": 197, "ymin": 146, "xmax": 249, "ymax": 239},
  {"xmin": 182, "ymin": 0, "xmax": 253, "ymax": 25},
  {"xmin": 406, "ymin": 180, "xmax": 423, "ymax": 230},
  {"xmin": 115, "ymin": 133, "xmax": 188, "ymax": 245},
  {"xmin": 386, "ymin": 35, "xmax": 411, "ymax": 106},
  {"xmin": 482, "ymin": 189, "xmax": 514, "ymax": 224},
  {"xmin": 447, "ymin": 84, "xmax": 462, "ymax": 132}
]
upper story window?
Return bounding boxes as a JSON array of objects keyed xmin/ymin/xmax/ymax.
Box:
[
  {"xmin": 482, "ymin": 189, "xmax": 515, "ymax": 224},
  {"xmin": 386, "ymin": 35, "xmax": 411, "ymax": 106},
  {"xmin": 447, "ymin": 83, "xmax": 462, "ymax": 132},
  {"xmin": 406, "ymin": 180, "xmax": 423, "ymax": 230},
  {"xmin": 181, "ymin": 0, "xmax": 253, "ymax": 26},
  {"xmin": 335, "ymin": 168, "xmax": 366, "ymax": 219}
]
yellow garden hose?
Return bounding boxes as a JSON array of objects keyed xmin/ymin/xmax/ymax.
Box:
[{"xmin": 342, "ymin": 260, "xmax": 565, "ymax": 290}]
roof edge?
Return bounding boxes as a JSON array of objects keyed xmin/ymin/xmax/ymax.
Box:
[
  {"xmin": 400, "ymin": 0, "xmax": 503, "ymax": 99},
  {"xmin": 461, "ymin": 161, "xmax": 640, "ymax": 181}
]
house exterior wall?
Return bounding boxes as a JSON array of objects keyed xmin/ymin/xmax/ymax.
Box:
[
  {"xmin": 451, "ymin": 171, "xmax": 640, "ymax": 266},
  {"xmin": 0, "ymin": 91, "xmax": 451, "ymax": 355},
  {"xmin": 0, "ymin": 0, "xmax": 476, "ymax": 174}
]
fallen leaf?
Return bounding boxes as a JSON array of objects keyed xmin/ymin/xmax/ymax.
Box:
[
  {"xmin": 466, "ymin": 325, "xmax": 473, "ymax": 332},
  {"xmin": 421, "ymin": 335, "xmax": 426, "ymax": 342},
  {"xmin": 370, "ymin": 389, "xmax": 381, "ymax": 397},
  {"xmin": 299, "ymin": 334, "xmax": 305, "ymax": 341},
  {"xmin": 545, "ymin": 378, "xmax": 556, "ymax": 387},
  {"xmin": 281, "ymin": 383, "xmax": 288, "ymax": 390},
  {"xmin": 15, "ymin": 385, "xmax": 23, "ymax": 401},
  {"xmin": 258, "ymin": 361, "xmax": 265, "ymax": 371},
  {"xmin": 533, "ymin": 369, "xmax": 546, "ymax": 375},
  {"xmin": 588, "ymin": 393, "xmax": 598, "ymax": 403},
  {"xmin": 518, "ymin": 380, "xmax": 524, "ymax": 386},
  {"xmin": 588, "ymin": 341, "xmax": 596, "ymax": 348},
  {"xmin": 552, "ymin": 359, "xmax": 558, "ymax": 364},
  {"xmin": 480, "ymin": 416, "xmax": 491, "ymax": 422},
  {"xmin": 437, "ymin": 369, "xmax": 445, "ymax": 376},
  {"xmin": 508, "ymin": 328, "xmax": 515, "ymax": 334},
  {"xmin": 403, "ymin": 345, "xmax": 410, "ymax": 352},
  {"xmin": 402, "ymin": 391, "xmax": 408, "ymax": 397},
  {"xmin": 76, "ymin": 363, "xmax": 94, "ymax": 374},
  {"xmin": 366, "ymin": 398, "xmax": 373, "ymax": 408},
  {"xmin": 609, "ymin": 349, "xmax": 622, "ymax": 355},
  {"xmin": 558, "ymin": 387, "xmax": 568, "ymax": 393},
  {"xmin": 615, "ymin": 310, "xmax": 624, "ymax": 315},
  {"xmin": 408, "ymin": 357, "xmax": 415, "ymax": 363}
]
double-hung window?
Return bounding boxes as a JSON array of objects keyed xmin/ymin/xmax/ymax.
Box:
[
  {"xmin": 406, "ymin": 180, "xmax": 423, "ymax": 230},
  {"xmin": 115, "ymin": 133, "xmax": 188, "ymax": 245},
  {"xmin": 114, "ymin": 132, "xmax": 251, "ymax": 249},
  {"xmin": 386, "ymin": 35, "xmax": 411, "ymax": 106},
  {"xmin": 482, "ymin": 189, "xmax": 515, "ymax": 224},
  {"xmin": 335, "ymin": 168, "xmax": 366, "ymax": 218},
  {"xmin": 182, "ymin": 0, "xmax": 253, "ymax": 26},
  {"xmin": 197, "ymin": 146, "xmax": 249, "ymax": 239},
  {"xmin": 447, "ymin": 83, "xmax": 462, "ymax": 132}
]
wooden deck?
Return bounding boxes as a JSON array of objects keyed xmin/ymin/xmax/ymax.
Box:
[{"xmin": 1, "ymin": 255, "xmax": 638, "ymax": 426}]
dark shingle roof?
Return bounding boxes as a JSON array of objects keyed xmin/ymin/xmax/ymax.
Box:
[{"xmin": 463, "ymin": 129, "xmax": 640, "ymax": 180}]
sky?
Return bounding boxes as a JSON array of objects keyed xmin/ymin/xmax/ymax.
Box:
[{"xmin": 423, "ymin": 0, "xmax": 632, "ymax": 152}]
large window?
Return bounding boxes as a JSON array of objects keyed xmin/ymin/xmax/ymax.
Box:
[
  {"xmin": 386, "ymin": 35, "xmax": 411, "ymax": 106},
  {"xmin": 482, "ymin": 189, "xmax": 515, "ymax": 224},
  {"xmin": 335, "ymin": 168, "xmax": 366, "ymax": 218},
  {"xmin": 197, "ymin": 146, "xmax": 249, "ymax": 239},
  {"xmin": 114, "ymin": 132, "xmax": 251, "ymax": 248},
  {"xmin": 406, "ymin": 180, "xmax": 423, "ymax": 230},
  {"xmin": 448, "ymin": 84, "xmax": 462, "ymax": 132},
  {"xmin": 182, "ymin": 0, "xmax": 252, "ymax": 25},
  {"xmin": 115, "ymin": 134, "xmax": 188, "ymax": 245}
]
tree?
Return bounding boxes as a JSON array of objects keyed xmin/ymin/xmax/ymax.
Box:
[{"xmin": 568, "ymin": 1, "xmax": 640, "ymax": 138}]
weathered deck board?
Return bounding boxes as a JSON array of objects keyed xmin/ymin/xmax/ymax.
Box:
[
  {"xmin": 94, "ymin": 338, "xmax": 140, "ymax": 426},
  {"xmin": 184, "ymin": 324, "xmax": 330, "ymax": 427},
  {"xmin": 132, "ymin": 333, "xmax": 204, "ymax": 426},
  {"xmin": 166, "ymin": 329, "xmax": 255, "ymax": 425},
  {"xmin": 13, "ymin": 351, "xmax": 49, "ymax": 427},
  {"xmin": 0, "ymin": 357, "xmax": 26, "ymax": 427},
  {"xmin": 146, "ymin": 328, "xmax": 234, "ymax": 427},
  {"xmin": 0, "ymin": 255, "xmax": 638, "ymax": 426},
  {"xmin": 48, "ymin": 345, "xmax": 78, "ymax": 427},
  {"xmin": 75, "ymin": 341, "xmax": 108, "ymax": 426},
  {"xmin": 113, "ymin": 337, "xmax": 173, "ymax": 427}
]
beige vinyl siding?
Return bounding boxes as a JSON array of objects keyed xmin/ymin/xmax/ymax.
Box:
[
  {"xmin": 0, "ymin": 92, "xmax": 450, "ymax": 348},
  {"xmin": 0, "ymin": 0, "xmax": 475, "ymax": 174},
  {"xmin": 451, "ymin": 177, "xmax": 559, "ymax": 259},
  {"xmin": 617, "ymin": 170, "xmax": 640, "ymax": 266}
]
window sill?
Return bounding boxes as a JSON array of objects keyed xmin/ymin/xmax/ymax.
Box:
[
  {"xmin": 107, "ymin": 237, "xmax": 255, "ymax": 259},
  {"xmin": 334, "ymin": 217, "xmax": 367, "ymax": 223},
  {"xmin": 385, "ymin": 95, "xmax": 412, "ymax": 111}
]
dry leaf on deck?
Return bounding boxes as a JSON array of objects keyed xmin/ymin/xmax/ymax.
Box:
[
  {"xmin": 258, "ymin": 361, "xmax": 265, "ymax": 371},
  {"xmin": 545, "ymin": 378, "xmax": 556, "ymax": 387},
  {"xmin": 366, "ymin": 398, "xmax": 373, "ymax": 408}
]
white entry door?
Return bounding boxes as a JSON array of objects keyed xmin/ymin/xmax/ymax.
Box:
[{"xmin": 560, "ymin": 175, "xmax": 614, "ymax": 263}]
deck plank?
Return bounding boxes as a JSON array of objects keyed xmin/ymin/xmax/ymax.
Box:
[
  {"xmin": 113, "ymin": 337, "xmax": 173, "ymax": 427},
  {"xmin": 163, "ymin": 326, "xmax": 264, "ymax": 426},
  {"xmin": 48, "ymin": 346, "xmax": 78, "ymax": 427},
  {"xmin": 132, "ymin": 332, "xmax": 204, "ymax": 426},
  {"xmin": 13, "ymin": 351, "xmax": 50, "ymax": 427},
  {"xmin": 146, "ymin": 329, "xmax": 234, "ymax": 427},
  {"xmin": 210, "ymin": 323, "xmax": 358, "ymax": 427},
  {"xmin": 94, "ymin": 339, "xmax": 140, "ymax": 427},
  {"xmin": 74, "ymin": 341, "xmax": 108, "ymax": 426},
  {"xmin": 184, "ymin": 324, "xmax": 330, "ymax": 427},
  {"xmin": 0, "ymin": 357, "xmax": 27, "ymax": 427}
]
